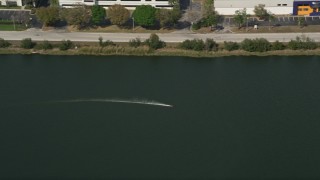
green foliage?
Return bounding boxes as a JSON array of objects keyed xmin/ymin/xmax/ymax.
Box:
[
  {"xmin": 91, "ymin": 5, "xmax": 106, "ymax": 25},
  {"xmin": 37, "ymin": 40, "xmax": 53, "ymax": 50},
  {"xmin": 0, "ymin": 38, "xmax": 11, "ymax": 48},
  {"xmin": 107, "ymin": 4, "xmax": 130, "ymax": 26},
  {"xmin": 223, "ymin": 41, "xmax": 239, "ymax": 51},
  {"xmin": 61, "ymin": 6, "xmax": 91, "ymax": 29},
  {"xmin": 156, "ymin": 8, "xmax": 181, "ymax": 28},
  {"xmin": 234, "ymin": 8, "xmax": 248, "ymax": 28},
  {"xmin": 132, "ymin": 5, "xmax": 157, "ymax": 27},
  {"xmin": 192, "ymin": 22, "xmax": 201, "ymax": 30},
  {"xmin": 253, "ymin": 4, "xmax": 270, "ymax": 20},
  {"xmin": 288, "ymin": 36, "xmax": 317, "ymax": 50},
  {"xmin": 145, "ymin": 33, "xmax": 165, "ymax": 49},
  {"xmin": 272, "ymin": 41, "xmax": 285, "ymax": 50},
  {"xmin": 168, "ymin": 0, "xmax": 179, "ymax": 6},
  {"xmin": 50, "ymin": 0, "xmax": 59, "ymax": 7},
  {"xmin": 21, "ymin": 38, "xmax": 36, "ymax": 49},
  {"xmin": 240, "ymin": 38, "xmax": 271, "ymax": 52},
  {"xmin": 98, "ymin": 37, "xmax": 115, "ymax": 47},
  {"xmin": 297, "ymin": 17, "xmax": 306, "ymax": 28},
  {"xmin": 129, "ymin": 38, "xmax": 142, "ymax": 48},
  {"xmin": 205, "ymin": 38, "xmax": 219, "ymax": 51},
  {"xmin": 59, "ymin": 40, "xmax": 74, "ymax": 51},
  {"xmin": 203, "ymin": 0, "xmax": 214, "ymax": 17},
  {"xmin": 36, "ymin": 6, "xmax": 60, "ymax": 26},
  {"xmin": 180, "ymin": 39, "xmax": 205, "ymax": 51}
]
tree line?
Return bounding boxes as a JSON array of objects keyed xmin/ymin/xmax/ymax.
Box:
[{"xmin": 36, "ymin": 4, "xmax": 181, "ymax": 29}]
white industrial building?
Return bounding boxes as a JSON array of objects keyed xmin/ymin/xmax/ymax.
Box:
[
  {"xmin": 0, "ymin": 0, "xmax": 22, "ymax": 6},
  {"xmin": 214, "ymin": 0, "xmax": 294, "ymax": 15}
]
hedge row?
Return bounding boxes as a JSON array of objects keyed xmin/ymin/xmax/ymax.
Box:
[
  {"xmin": 0, "ymin": 36, "xmax": 318, "ymax": 53},
  {"xmin": 180, "ymin": 36, "xmax": 319, "ymax": 52}
]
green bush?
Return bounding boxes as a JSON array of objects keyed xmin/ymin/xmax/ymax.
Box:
[
  {"xmin": 288, "ymin": 36, "xmax": 317, "ymax": 50},
  {"xmin": 272, "ymin": 41, "xmax": 285, "ymax": 50},
  {"xmin": 223, "ymin": 41, "xmax": 239, "ymax": 51},
  {"xmin": 180, "ymin": 39, "xmax": 205, "ymax": 51},
  {"xmin": 21, "ymin": 38, "xmax": 36, "ymax": 49},
  {"xmin": 145, "ymin": 33, "xmax": 165, "ymax": 49},
  {"xmin": 129, "ymin": 38, "xmax": 142, "ymax": 48},
  {"xmin": 0, "ymin": 38, "xmax": 11, "ymax": 48},
  {"xmin": 37, "ymin": 40, "xmax": 53, "ymax": 50},
  {"xmin": 98, "ymin": 37, "xmax": 115, "ymax": 47},
  {"xmin": 205, "ymin": 38, "xmax": 219, "ymax": 51},
  {"xmin": 192, "ymin": 22, "xmax": 201, "ymax": 30},
  {"xmin": 240, "ymin": 38, "xmax": 271, "ymax": 52},
  {"xmin": 59, "ymin": 40, "xmax": 74, "ymax": 51}
]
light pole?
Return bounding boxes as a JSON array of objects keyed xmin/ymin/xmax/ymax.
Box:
[
  {"xmin": 11, "ymin": 15, "xmax": 16, "ymax": 31},
  {"xmin": 132, "ymin": 17, "xmax": 135, "ymax": 32},
  {"xmin": 246, "ymin": 17, "xmax": 248, "ymax": 32}
]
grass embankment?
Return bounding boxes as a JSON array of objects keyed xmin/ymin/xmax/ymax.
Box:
[
  {"xmin": 1, "ymin": 43, "xmax": 320, "ymax": 57},
  {"xmin": 0, "ymin": 20, "xmax": 27, "ymax": 31}
]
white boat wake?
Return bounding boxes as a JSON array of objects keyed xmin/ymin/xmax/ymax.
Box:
[{"xmin": 47, "ymin": 98, "xmax": 173, "ymax": 108}]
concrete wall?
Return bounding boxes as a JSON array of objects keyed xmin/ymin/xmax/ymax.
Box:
[
  {"xmin": 215, "ymin": 0, "xmax": 294, "ymax": 15},
  {"xmin": 0, "ymin": 0, "xmax": 22, "ymax": 6}
]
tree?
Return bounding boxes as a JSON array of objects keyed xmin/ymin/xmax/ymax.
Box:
[
  {"xmin": 254, "ymin": 4, "xmax": 270, "ymax": 20},
  {"xmin": 203, "ymin": 0, "xmax": 214, "ymax": 17},
  {"xmin": 49, "ymin": 0, "xmax": 59, "ymax": 7},
  {"xmin": 156, "ymin": 8, "xmax": 181, "ymax": 28},
  {"xmin": 0, "ymin": 38, "xmax": 11, "ymax": 48},
  {"xmin": 61, "ymin": 6, "xmax": 91, "ymax": 29},
  {"xmin": 21, "ymin": 38, "xmax": 36, "ymax": 49},
  {"xmin": 168, "ymin": 0, "xmax": 179, "ymax": 6},
  {"xmin": 234, "ymin": 8, "xmax": 248, "ymax": 29},
  {"xmin": 107, "ymin": 4, "xmax": 130, "ymax": 26},
  {"xmin": 132, "ymin": 5, "xmax": 157, "ymax": 27},
  {"xmin": 297, "ymin": 17, "xmax": 306, "ymax": 28},
  {"xmin": 145, "ymin": 33, "xmax": 165, "ymax": 49},
  {"xmin": 91, "ymin": 5, "xmax": 106, "ymax": 25},
  {"xmin": 36, "ymin": 6, "xmax": 60, "ymax": 26}
]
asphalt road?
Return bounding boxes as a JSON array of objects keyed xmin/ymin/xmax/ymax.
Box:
[{"xmin": 1, "ymin": 30, "xmax": 319, "ymax": 43}]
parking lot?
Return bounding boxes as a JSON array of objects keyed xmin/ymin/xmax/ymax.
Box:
[{"xmin": 223, "ymin": 15, "xmax": 320, "ymax": 27}]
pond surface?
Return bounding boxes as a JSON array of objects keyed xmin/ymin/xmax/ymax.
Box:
[{"xmin": 0, "ymin": 55, "xmax": 320, "ymax": 179}]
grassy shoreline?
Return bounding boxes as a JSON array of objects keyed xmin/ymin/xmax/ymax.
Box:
[{"xmin": 1, "ymin": 46, "xmax": 320, "ymax": 58}]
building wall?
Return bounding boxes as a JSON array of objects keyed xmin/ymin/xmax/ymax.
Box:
[
  {"xmin": 59, "ymin": 0, "xmax": 172, "ymax": 9},
  {"xmin": 0, "ymin": 0, "xmax": 22, "ymax": 6},
  {"xmin": 293, "ymin": 1, "xmax": 320, "ymax": 15},
  {"xmin": 214, "ymin": 0, "xmax": 294, "ymax": 15}
]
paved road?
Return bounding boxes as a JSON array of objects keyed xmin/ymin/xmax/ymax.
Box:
[{"xmin": 1, "ymin": 30, "xmax": 319, "ymax": 43}]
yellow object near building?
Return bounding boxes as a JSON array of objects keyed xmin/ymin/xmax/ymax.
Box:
[{"xmin": 297, "ymin": 5, "xmax": 317, "ymax": 15}]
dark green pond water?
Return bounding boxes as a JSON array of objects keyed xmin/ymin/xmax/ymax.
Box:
[{"xmin": 0, "ymin": 55, "xmax": 320, "ymax": 179}]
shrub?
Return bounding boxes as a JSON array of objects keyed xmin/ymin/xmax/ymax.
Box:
[
  {"xmin": 205, "ymin": 38, "xmax": 219, "ymax": 51},
  {"xmin": 36, "ymin": 40, "xmax": 53, "ymax": 50},
  {"xmin": 192, "ymin": 22, "xmax": 201, "ymax": 30},
  {"xmin": 240, "ymin": 38, "xmax": 271, "ymax": 52},
  {"xmin": 21, "ymin": 38, "xmax": 36, "ymax": 49},
  {"xmin": 59, "ymin": 40, "xmax": 74, "ymax": 51},
  {"xmin": 98, "ymin": 37, "xmax": 115, "ymax": 47},
  {"xmin": 223, "ymin": 41, "xmax": 239, "ymax": 51},
  {"xmin": 129, "ymin": 38, "xmax": 142, "ymax": 48},
  {"xmin": 272, "ymin": 41, "xmax": 285, "ymax": 50},
  {"xmin": 145, "ymin": 33, "xmax": 165, "ymax": 49},
  {"xmin": 288, "ymin": 36, "xmax": 318, "ymax": 50},
  {"xmin": 0, "ymin": 38, "xmax": 11, "ymax": 48},
  {"xmin": 180, "ymin": 39, "xmax": 205, "ymax": 51}
]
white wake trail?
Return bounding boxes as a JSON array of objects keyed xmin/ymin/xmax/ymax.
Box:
[{"xmin": 48, "ymin": 98, "xmax": 173, "ymax": 108}]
